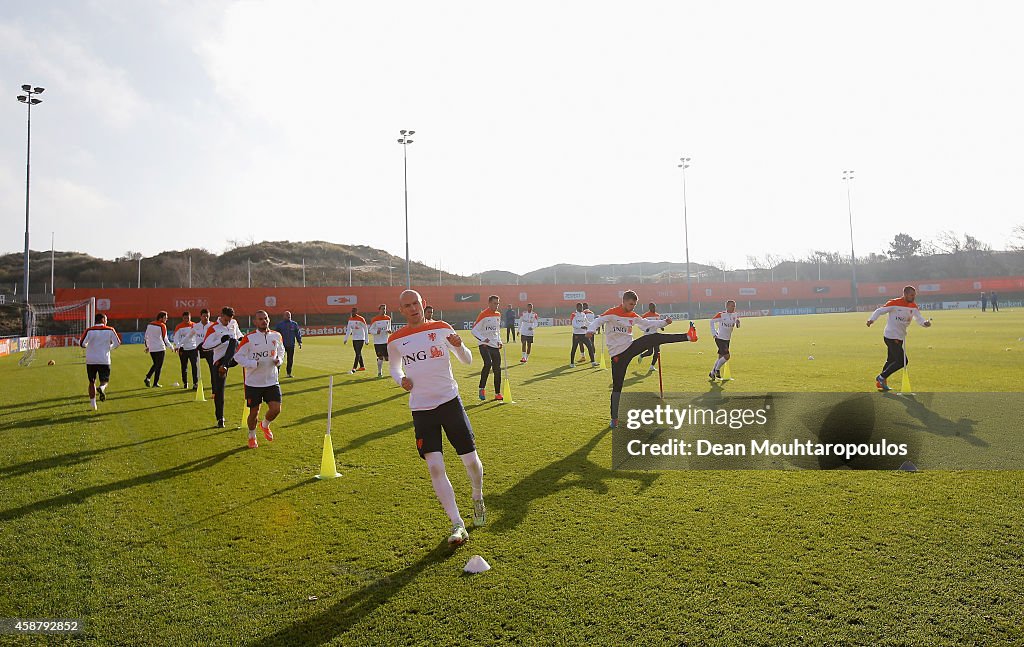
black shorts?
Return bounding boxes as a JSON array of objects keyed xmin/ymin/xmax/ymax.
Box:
[
  {"xmin": 87, "ymin": 364, "xmax": 111, "ymax": 382},
  {"xmin": 521, "ymin": 335, "xmax": 534, "ymax": 343},
  {"xmin": 412, "ymin": 396, "xmax": 476, "ymax": 459},
  {"xmin": 374, "ymin": 343, "xmax": 389, "ymax": 360},
  {"xmin": 245, "ymin": 384, "xmax": 283, "ymax": 407},
  {"xmin": 715, "ymin": 338, "xmax": 731, "ymax": 355}
]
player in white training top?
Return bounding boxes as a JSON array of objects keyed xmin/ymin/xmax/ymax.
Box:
[
  {"xmin": 866, "ymin": 285, "xmax": 932, "ymax": 391},
  {"xmin": 470, "ymin": 295, "xmax": 503, "ymax": 401},
  {"xmin": 518, "ymin": 303, "xmax": 540, "ymax": 363},
  {"xmin": 344, "ymin": 307, "xmax": 369, "ymax": 374},
  {"xmin": 232, "ymin": 310, "xmax": 285, "ymax": 449},
  {"xmin": 708, "ymin": 300, "xmax": 741, "ymax": 381},
  {"xmin": 388, "ymin": 289, "xmax": 485, "ymax": 547},
  {"xmin": 368, "ymin": 304, "xmax": 393, "ymax": 377},
  {"xmin": 79, "ymin": 313, "xmax": 122, "ymax": 410}
]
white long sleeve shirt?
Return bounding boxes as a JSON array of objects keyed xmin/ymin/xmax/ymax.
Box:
[
  {"xmin": 144, "ymin": 321, "xmax": 173, "ymax": 352},
  {"xmin": 710, "ymin": 311, "xmax": 741, "ymax": 341},
  {"xmin": 587, "ymin": 306, "xmax": 669, "ymax": 357},
  {"xmin": 344, "ymin": 315, "xmax": 369, "ymax": 342},
  {"xmin": 570, "ymin": 311, "xmax": 590, "ymax": 334},
  {"xmin": 388, "ymin": 321, "xmax": 473, "ymax": 411},
  {"xmin": 369, "ymin": 315, "xmax": 392, "ymax": 344},
  {"xmin": 193, "ymin": 320, "xmax": 214, "ymax": 351},
  {"xmin": 79, "ymin": 325, "xmax": 121, "ymax": 365},
  {"xmin": 173, "ymin": 322, "xmax": 200, "ymax": 351},
  {"xmin": 232, "ymin": 329, "xmax": 284, "ymax": 387},
  {"xmin": 201, "ymin": 319, "xmax": 243, "ymax": 362},
  {"xmin": 641, "ymin": 310, "xmax": 665, "ymax": 336},
  {"xmin": 868, "ymin": 298, "xmax": 928, "ymax": 341},
  {"xmin": 518, "ymin": 311, "xmax": 540, "ymax": 337},
  {"xmin": 471, "ymin": 308, "xmax": 502, "ymax": 348}
]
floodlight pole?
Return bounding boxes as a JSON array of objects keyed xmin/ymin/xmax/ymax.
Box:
[
  {"xmin": 843, "ymin": 170, "xmax": 859, "ymax": 309},
  {"xmin": 678, "ymin": 157, "xmax": 692, "ymax": 318},
  {"xmin": 398, "ymin": 130, "xmax": 416, "ymax": 289},
  {"xmin": 17, "ymin": 84, "xmax": 44, "ymax": 311}
]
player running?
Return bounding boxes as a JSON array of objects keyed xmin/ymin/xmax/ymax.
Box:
[
  {"xmin": 143, "ymin": 311, "xmax": 174, "ymax": 387},
  {"xmin": 866, "ymin": 285, "xmax": 932, "ymax": 392},
  {"xmin": 586, "ymin": 290, "xmax": 698, "ymax": 428},
  {"xmin": 344, "ymin": 307, "xmax": 369, "ymax": 374},
  {"xmin": 388, "ymin": 289, "xmax": 485, "ymax": 547},
  {"xmin": 471, "ymin": 295, "xmax": 503, "ymax": 401},
  {"xmin": 518, "ymin": 303, "xmax": 539, "ymax": 363},
  {"xmin": 708, "ymin": 300, "xmax": 741, "ymax": 381},
  {"xmin": 79, "ymin": 314, "xmax": 121, "ymax": 410},
  {"xmin": 369, "ymin": 304, "xmax": 393, "ymax": 377},
  {"xmin": 637, "ymin": 302, "xmax": 666, "ymax": 373},
  {"xmin": 569, "ymin": 302, "xmax": 597, "ymax": 367},
  {"xmin": 173, "ymin": 311, "xmax": 200, "ymax": 390},
  {"xmin": 201, "ymin": 306, "xmax": 244, "ymax": 428},
  {"xmin": 273, "ymin": 310, "xmax": 302, "ymax": 378},
  {"xmin": 233, "ymin": 310, "xmax": 285, "ymax": 449}
]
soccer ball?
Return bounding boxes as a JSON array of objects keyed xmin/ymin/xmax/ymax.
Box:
[
  {"xmin": 807, "ymin": 355, "xmax": 815, "ymax": 360},
  {"xmin": 47, "ymin": 360, "xmax": 56, "ymax": 366}
]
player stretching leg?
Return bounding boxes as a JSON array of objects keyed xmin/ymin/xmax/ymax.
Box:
[
  {"xmin": 708, "ymin": 300, "xmax": 741, "ymax": 380},
  {"xmin": 143, "ymin": 311, "xmax": 174, "ymax": 387},
  {"xmin": 201, "ymin": 306, "xmax": 244, "ymax": 428},
  {"xmin": 389, "ymin": 289, "xmax": 485, "ymax": 546},
  {"xmin": 471, "ymin": 295, "xmax": 503, "ymax": 401},
  {"xmin": 569, "ymin": 303, "xmax": 597, "ymax": 367},
  {"xmin": 79, "ymin": 314, "xmax": 121, "ymax": 410},
  {"xmin": 233, "ymin": 311, "xmax": 284, "ymax": 449},
  {"xmin": 637, "ymin": 302, "xmax": 666, "ymax": 372},
  {"xmin": 587, "ymin": 290, "xmax": 698, "ymax": 428},
  {"xmin": 173, "ymin": 311, "xmax": 200, "ymax": 389},
  {"xmin": 866, "ymin": 286, "xmax": 932, "ymax": 391}
]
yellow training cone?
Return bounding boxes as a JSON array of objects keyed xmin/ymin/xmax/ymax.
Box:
[
  {"xmin": 316, "ymin": 433, "xmax": 341, "ymax": 479},
  {"xmin": 721, "ymin": 361, "xmax": 733, "ymax": 381},
  {"xmin": 316, "ymin": 375, "xmax": 341, "ymax": 479},
  {"xmin": 901, "ymin": 370, "xmax": 912, "ymax": 393},
  {"xmin": 501, "ymin": 376, "xmax": 514, "ymax": 403},
  {"xmin": 194, "ymin": 380, "xmax": 206, "ymax": 402}
]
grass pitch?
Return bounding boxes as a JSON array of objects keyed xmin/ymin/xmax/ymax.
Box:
[{"xmin": 1, "ymin": 311, "xmax": 1022, "ymax": 645}]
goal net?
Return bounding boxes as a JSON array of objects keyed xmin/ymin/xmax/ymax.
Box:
[{"xmin": 17, "ymin": 297, "xmax": 96, "ymax": 366}]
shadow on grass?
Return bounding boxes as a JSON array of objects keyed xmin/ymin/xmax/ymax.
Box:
[
  {"xmin": 334, "ymin": 420, "xmax": 415, "ymax": 456},
  {"xmin": 520, "ymin": 365, "xmax": 574, "ymax": 386},
  {"xmin": 0, "ymin": 447, "xmax": 247, "ymax": 522},
  {"xmin": 0, "ymin": 400, "xmax": 197, "ymax": 431},
  {"xmin": 135, "ymin": 478, "xmax": 317, "ymax": 546},
  {"xmin": 248, "ymin": 540, "xmax": 454, "ymax": 646},
  {"xmin": 487, "ymin": 427, "xmax": 659, "ymax": 534},
  {"xmin": 288, "ymin": 391, "xmax": 407, "ymax": 427},
  {"xmin": 0, "ymin": 426, "xmax": 210, "ymax": 480},
  {"xmin": 885, "ymin": 393, "xmax": 985, "ymax": 446}
]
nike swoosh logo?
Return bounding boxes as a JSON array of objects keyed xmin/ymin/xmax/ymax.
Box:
[
  {"xmin": 402, "ymin": 341, "xmax": 410, "ymax": 345},
  {"xmin": 459, "ymin": 295, "xmax": 474, "ymax": 301}
]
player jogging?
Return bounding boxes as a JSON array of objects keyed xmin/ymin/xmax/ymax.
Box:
[
  {"xmin": 471, "ymin": 295, "xmax": 503, "ymax": 401},
  {"xmin": 866, "ymin": 285, "xmax": 932, "ymax": 392},
  {"xmin": 569, "ymin": 302, "xmax": 597, "ymax": 367},
  {"xmin": 587, "ymin": 290, "xmax": 698, "ymax": 428},
  {"xmin": 344, "ymin": 307, "xmax": 369, "ymax": 374},
  {"xmin": 143, "ymin": 311, "xmax": 174, "ymax": 387},
  {"xmin": 388, "ymin": 289, "xmax": 485, "ymax": 546},
  {"xmin": 173, "ymin": 311, "xmax": 200, "ymax": 390},
  {"xmin": 637, "ymin": 302, "xmax": 666, "ymax": 373},
  {"xmin": 274, "ymin": 310, "xmax": 302, "ymax": 378},
  {"xmin": 79, "ymin": 314, "xmax": 121, "ymax": 410},
  {"xmin": 201, "ymin": 306, "xmax": 244, "ymax": 428},
  {"xmin": 518, "ymin": 303, "xmax": 539, "ymax": 363},
  {"xmin": 708, "ymin": 300, "xmax": 741, "ymax": 380},
  {"xmin": 369, "ymin": 304, "xmax": 393, "ymax": 377},
  {"xmin": 233, "ymin": 310, "xmax": 284, "ymax": 449}
]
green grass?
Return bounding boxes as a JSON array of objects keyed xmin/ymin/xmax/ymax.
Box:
[{"xmin": 1, "ymin": 311, "xmax": 1022, "ymax": 645}]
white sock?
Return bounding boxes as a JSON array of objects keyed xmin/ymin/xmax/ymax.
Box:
[
  {"xmin": 248, "ymin": 426, "xmax": 257, "ymax": 438},
  {"xmin": 425, "ymin": 452, "xmax": 462, "ymax": 526},
  {"xmin": 99, "ymin": 384, "xmax": 107, "ymax": 393},
  {"xmin": 460, "ymin": 451, "xmax": 484, "ymax": 500},
  {"xmin": 89, "ymin": 398, "xmax": 96, "ymax": 406},
  {"xmin": 713, "ymin": 357, "xmax": 727, "ymax": 371},
  {"xmin": 377, "ymin": 358, "xmax": 383, "ymax": 373}
]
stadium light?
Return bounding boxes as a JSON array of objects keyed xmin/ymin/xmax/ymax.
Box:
[
  {"xmin": 398, "ymin": 129, "xmax": 416, "ymax": 289},
  {"xmin": 17, "ymin": 84, "xmax": 44, "ymax": 321},
  {"xmin": 678, "ymin": 157, "xmax": 693, "ymax": 319},
  {"xmin": 842, "ymin": 170, "xmax": 858, "ymax": 309}
]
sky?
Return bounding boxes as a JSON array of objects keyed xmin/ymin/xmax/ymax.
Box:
[{"xmin": 1, "ymin": 1, "xmax": 1022, "ymax": 277}]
